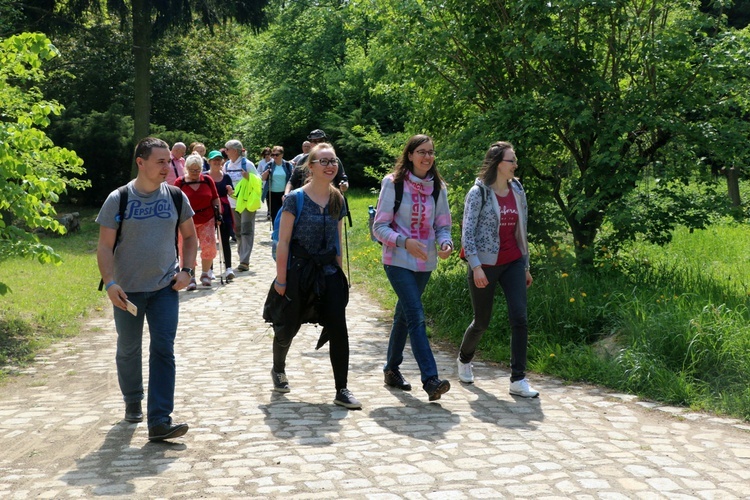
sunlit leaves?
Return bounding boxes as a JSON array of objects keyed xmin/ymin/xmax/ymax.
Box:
[{"xmin": 0, "ymin": 33, "xmax": 88, "ymax": 293}]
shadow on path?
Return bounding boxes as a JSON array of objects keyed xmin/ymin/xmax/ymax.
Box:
[
  {"xmin": 465, "ymin": 383, "xmax": 544, "ymax": 430},
  {"xmin": 259, "ymin": 398, "xmax": 346, "ymax": 446},
  {"xmin": 60, "ymin": 421, "xmax": 186, "ymax": 496}
]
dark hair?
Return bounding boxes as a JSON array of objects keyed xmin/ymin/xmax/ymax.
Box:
[
  {"xmin": 307, "ymin": 143, "xmax": 343, "ymax": 217},
  {"xmin": 261, "ymin": 147, "xmax": 272, "ymax": 156},
  {"xmin": 134, "ymin": 137, "xmax": 169, "ymax": 160},
  {"xmin": 392, "ymin": 134, "xmax": 444, "ymax": 187},
  {"xmin": 478, "ymin": 141, "xmax": 514, "ymax": 186}
]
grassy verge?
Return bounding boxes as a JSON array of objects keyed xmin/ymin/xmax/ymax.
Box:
[
  {"xmin": 345, "ymin": 189, "xmax": 750, "ymax": 420},
  {"xmin": 0, "ymin": 207, "xmax": 106, "ymax": 380}
]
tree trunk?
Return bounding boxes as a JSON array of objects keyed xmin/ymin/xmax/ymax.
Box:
[
  {"xmin": 726, "ymin": 167, "xmax": 741, "ymax": 207},
  {"xmin": 131, "ymin": 0, "xmax": 153, "ymax": 178}
]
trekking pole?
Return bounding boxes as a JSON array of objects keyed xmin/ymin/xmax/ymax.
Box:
[
  {"xmin": 344, "ymin": 221, "xmax": 351, "ymax": 288},
  {"xmin": 214, "ymin": 207, "xmax": 224, "ymax": 286},
  {"xmin": 343, "ymin": 194, "xmax": 351, "ymax": 287}
]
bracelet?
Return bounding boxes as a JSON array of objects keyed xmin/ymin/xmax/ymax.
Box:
[
  {"xmin": 274, "ymin": 279, "xmax": 287, "ymax": 287},
  {"xmin": 105, "ymin": 280, "xmax": 116, "ymax": 291}
]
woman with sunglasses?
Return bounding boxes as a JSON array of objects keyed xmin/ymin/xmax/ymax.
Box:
[
  {"xmin": 261, "ymin": 146, "xmax": 294, "ymax": 223},
  {"xmin": 372, "ymin": 134, "xmax": 454, "ymax": 402},
  {"xmin": 268, "ymin": 143, "xmax": 360, "ymax": 409},
  {"xmin": 457, "ymin": 141, "xmax": 537, "ymax": 398}
]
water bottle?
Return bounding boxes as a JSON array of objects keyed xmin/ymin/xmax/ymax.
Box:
[{"xmin": 368, "ymin": 205, "xmax": 377, "ymax": 242}]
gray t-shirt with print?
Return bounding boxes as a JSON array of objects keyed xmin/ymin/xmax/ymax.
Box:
[{"xmin": 96, "ymin": 181, "xmax": 194, "ymax": 292}]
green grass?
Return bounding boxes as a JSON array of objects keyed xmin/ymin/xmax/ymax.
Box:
[{"xmin": 0, "ymin": 207, "xmax": 106, "ymax": 380}]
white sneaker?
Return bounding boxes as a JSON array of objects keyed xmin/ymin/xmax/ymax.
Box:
[
  {"xmin": 225, "ymin": 268, "xmax": 235, "ymax": 282},
  {"xmin": 457, "ymin": 358, "xmax": 474, "ymax": 384},
  {"xmin": 509, "ymin": 378, "xmax": 539, "ymax": 398},
  {"xmin": 208, "ymin": 269, "xmax": 215, "ymax": 280}
]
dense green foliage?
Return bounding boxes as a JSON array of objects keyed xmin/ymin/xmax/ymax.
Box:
[{"xmin": 0, "ymin": 33, "xmax": 88, "ymax": 294}]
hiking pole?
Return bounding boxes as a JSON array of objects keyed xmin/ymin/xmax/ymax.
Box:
[
  {"xmin": 343, "ymin": 194, "xmax": 351, "ymax": 288},
  {"xmin": 214, "ymin": 206, "xmax": 224, "ymax": 286}
]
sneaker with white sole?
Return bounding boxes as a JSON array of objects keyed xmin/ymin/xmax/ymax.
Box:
[
  {"xmin": 334, "ymin": 388, "xmax": 362, "ymax": 409},
  {"xmin": 208, "ymin": 269, "xmax": 215, "ymax": 280},
  {"xmin": 509, "ymin": 378, "xmax": 539, "ymax": 398},
  {"xmin": 271, "ymin": 368, "xmax": 290, "ymax": 393},
  {"xmin": 457, "ymin": 358, "xmax": 474, "ymax": 384},
  {"xmin": 225, "ymin": 268, "xmax": 235, "ymax": 282}
]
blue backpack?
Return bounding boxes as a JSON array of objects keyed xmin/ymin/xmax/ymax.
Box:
[{"xmin": 271, "ymin": 189, "xmax": 304, "ymax": 261}]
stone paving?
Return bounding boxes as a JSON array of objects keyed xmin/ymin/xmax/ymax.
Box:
[{"xmin": 2, "ymin": 220, "xmax": 750, "ymax": 499}]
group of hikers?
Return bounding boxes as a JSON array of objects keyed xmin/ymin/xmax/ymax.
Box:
[{"xmin": 96, "ymin": 129, "xmax": 537, "ymax": 442}]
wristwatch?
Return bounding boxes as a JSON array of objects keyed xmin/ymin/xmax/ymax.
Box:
[{"xmin": 180, "ymin": 267, "xmax": 194, "ymax": 277}]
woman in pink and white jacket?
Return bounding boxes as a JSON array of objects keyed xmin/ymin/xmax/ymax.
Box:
[{"xmin": 373, "ymin": 134, "xmax": 454, "ymax": 402}]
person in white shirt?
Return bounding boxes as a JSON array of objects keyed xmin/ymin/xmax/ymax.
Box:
[{"xmin": 224, "ymin": 140, "xmax": 259, "ymax": 271}]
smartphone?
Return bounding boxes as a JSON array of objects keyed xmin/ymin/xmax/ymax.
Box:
[{"xmin": 125, "ymin": 300, "xmax": 138, "ymax": 316}]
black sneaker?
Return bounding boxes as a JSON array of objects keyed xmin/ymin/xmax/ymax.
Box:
[
  {"xmin": 423, "ymin": 377, "xmax": 451, "ymax": 401},
  {"xmin": 148, "ymin": 422, "xmax": 189, "ymax": 442},
  {"xmin": 271, "ymin": 368, "xmax": 290, "ymax": 393},
  {"xmin": 384, "ymin": 369, "xmax": 412, "ymax": 391},
  {"xmin": 334, "ymin": 388, "xmax": 362, "ymax": 409},
  {"xmin": 124, "ymin": 401, "xmax": 143, "ymax": 423}
]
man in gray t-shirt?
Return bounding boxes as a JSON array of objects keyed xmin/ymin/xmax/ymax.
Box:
[{"xmin": 96, "ymin": 137, "xmax": 197, "ymax": 442}]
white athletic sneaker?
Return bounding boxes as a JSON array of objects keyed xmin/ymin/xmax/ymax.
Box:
[
  {"xmin": 225, "ymin": 268, "xmax": 235, "ymax": 282},
  {"xmin": 457, "ymin": 358, "xmax": 474, "ymax": 384},
  {"xmin": 509, "ymin": 378, "xmax": 539, "ymax": 398},
  {"xmin": 208, "ymin": 269, "xmax": 215, "ymax": 280}
]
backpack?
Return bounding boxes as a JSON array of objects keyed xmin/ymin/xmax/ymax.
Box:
[
  {"xmin": 98, "ymin": 184, "xmax": 185, "ymax": 290},
  {"xmin": 271, "ymin": 189, "xmax": 305, "ymax": 261},
  {"xmin": 370, "ymin": 180, "xmax": 441, "ymax": 245}
]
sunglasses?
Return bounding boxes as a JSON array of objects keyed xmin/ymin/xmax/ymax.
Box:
[{"xmin": 271, "ymin": 153, "xmax": 281, "ymax": 157}]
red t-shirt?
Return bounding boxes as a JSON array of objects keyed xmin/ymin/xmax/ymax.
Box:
[
  {"xmin": 175, "ymin": 175, "xmax": 219, "ymax": 225},
  {"xmin": 495, "ymin": 191, "xmax": 522, "ymax": 266}
]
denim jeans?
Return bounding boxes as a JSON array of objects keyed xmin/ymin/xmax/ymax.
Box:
[
  {"xmin": 459, "ymin": 258, "xmax": 528, "ymax": 381},
  {"xmin": 234, "ymin": 209, "xmax": 256, "ymax": 265},
  {"xmin": 113, "ymin": 284, "xmax": 179, "ymax": 428},
  {"xmin": 383, "ymin": 265, "xmax": 438, "ymax": 383}
]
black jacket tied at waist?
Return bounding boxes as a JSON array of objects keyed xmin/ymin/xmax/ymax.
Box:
[{"xmin": 263, "ymin": 241, "xmax": 349, "ymax": 349}]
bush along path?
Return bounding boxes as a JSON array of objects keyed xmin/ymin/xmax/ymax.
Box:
[{"xmin": 1, "ymin": 218, "xmax": 750, "ymax": 497}]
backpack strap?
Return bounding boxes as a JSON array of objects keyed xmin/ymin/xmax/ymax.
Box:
[
  {"xmin": 167, "ymin": 185, "xmax": 184, "ymax": 264},
  {"xmin": 98, "ymin": 186, "xmax": 129, "ymax": 290},
  {"xmin": 392, "ymin": 181, "xmax": 404, "ymax": 214}
]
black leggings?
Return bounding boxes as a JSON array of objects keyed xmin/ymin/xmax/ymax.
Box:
[
  {"xmin": 273, "ymin": 271, "xmax": 350, "ymax": 390},
  {"xmin": 218, "ymin": 204, "xmax": 232, "ymax": 268}
]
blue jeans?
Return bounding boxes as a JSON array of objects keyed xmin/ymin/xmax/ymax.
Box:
[
  {"xmin": 383, "ymin": 265, "xmax": 438, "ymax": 383},
  {"xmin": 113, "ymin": 284, "xmax": 179, "ymax": 428}
]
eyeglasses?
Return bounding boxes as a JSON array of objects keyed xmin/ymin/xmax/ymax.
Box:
[
  {"xmin": 270, "ymin": 153, "xmax": 281, "ymax": 157},
  {"xmin": 311, "ymin": 158, "xmax": 337, "ymax": 166},
  {"xmin": 500, "ymin": 158, "xmax": 518, "ymax": 165},
  {"xmin": 413, "ymin": 149, "xmax": 435, "ymax": 157}
]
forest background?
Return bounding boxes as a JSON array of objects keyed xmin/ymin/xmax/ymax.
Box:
[{"xmin": 4, "ymin": 0, "xmax": 750, "ymax": 420}]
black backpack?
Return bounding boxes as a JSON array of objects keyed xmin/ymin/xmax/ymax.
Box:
[{"xmin": 98, "ymin": 184, "xmax": 185, "ymax": 290}]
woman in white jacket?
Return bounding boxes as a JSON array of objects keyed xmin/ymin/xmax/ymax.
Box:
[{"xmin": 458, "ymin": 141, "xmax": 538, "ymax": 398}]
